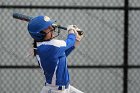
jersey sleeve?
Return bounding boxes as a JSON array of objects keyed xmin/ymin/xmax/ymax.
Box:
[
  {"xmin": 65, "ymin": 46, "xmax": 75, "ymax": 57},
  {"xmin": 55, "ymin": 33, "xmax": 76, "ymax": 57},
  {"xmin": 65, "ymin": 33, "xmax": 76, "ymax": 50}
]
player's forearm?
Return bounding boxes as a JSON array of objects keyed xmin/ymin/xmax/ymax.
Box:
[
  {"xmin": 65, "ymin": 46, "xmax": 75, "ymax": 56},
  {"xmin": 74, "ymin": 40, "xmax": 80, "ymax": 47},
  {"xmin": 65, "ymin": 33, "xmax": 76, "ymax": 49}
]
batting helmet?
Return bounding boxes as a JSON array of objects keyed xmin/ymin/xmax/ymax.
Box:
[{"xmin": 27, "ymin": 16, "xmax": 55, "ymax": 41}]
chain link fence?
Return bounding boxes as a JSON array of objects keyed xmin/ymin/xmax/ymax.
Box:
[
  {"xmin": 128, "ymin": 1, "xmax": 140, "ymax": 92},
  {"xmin": 0, "ymin": 0, "xmax": 140, "ymax": 93}
]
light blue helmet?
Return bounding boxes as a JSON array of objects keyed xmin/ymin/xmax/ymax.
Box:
[{"xmin": 27, "ymin": 16, "xmax": 55, "ymax": 41}]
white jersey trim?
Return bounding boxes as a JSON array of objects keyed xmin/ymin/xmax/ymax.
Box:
[
  {"xmin": 51, "ymin": 61, "xmax": 59, "ymax": 86},
  {"xmin": 37, "ymin": 39, "xmax": 66, "ymax": 47},
  {"xmin": 36, "ymin": 55, "xmax": 47, "ymax": 84},
  {"xmin": 36, "ymin": 55, "xmax": 43, "ymax": 71}
]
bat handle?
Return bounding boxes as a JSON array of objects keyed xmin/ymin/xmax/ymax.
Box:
[
  {"xmin": 58, "ymin": 26, "xmax": 83, "ymax": 35},
  {"xmin": 58, "ymin": 26, "xmax": 67, "ymax": 30}
]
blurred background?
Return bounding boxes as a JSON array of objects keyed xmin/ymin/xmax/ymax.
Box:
[{"xmin": 0, "ymin": 0, "xmax": 140, "ymax": 93}]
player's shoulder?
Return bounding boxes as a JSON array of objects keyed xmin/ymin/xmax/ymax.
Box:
[{"xmin": 37, "ymin": 39, "xmax": 66, "ymax": 47}]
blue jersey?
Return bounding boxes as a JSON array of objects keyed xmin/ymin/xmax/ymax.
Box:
[{"xmin": 36, "ymin": 33, "xmax": 76, "ymax": 87}]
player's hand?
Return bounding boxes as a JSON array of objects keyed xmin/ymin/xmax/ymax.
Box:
[
  {"xmin": 76, "ymin": 33, "xmax": 83, "ymax": 41},
  {"xmin": 67, "ymin": 25, "xmax": 77, "ymax": 34},
  {"xmin": 73, "ymin": 25, "xmax": 84, "ymax": 41}
]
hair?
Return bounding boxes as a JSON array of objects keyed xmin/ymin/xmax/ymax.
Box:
[{"xmin": 33, "ymin": 40, "xmax": 37, "ymax": 56}]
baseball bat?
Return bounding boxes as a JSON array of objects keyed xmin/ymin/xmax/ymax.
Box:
[{"xmin": 13, "ymin": 13, "xmax": 83, "ymax": 35}]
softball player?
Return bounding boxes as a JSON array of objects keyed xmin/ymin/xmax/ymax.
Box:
[{"xmin": 27, "ymin": 15, "xmax": 84, "ymax": 93}]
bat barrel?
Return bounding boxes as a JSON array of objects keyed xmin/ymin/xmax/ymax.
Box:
[{"xmin": 13, "ymin": 13, "xmax": 33, "ymax": 22}]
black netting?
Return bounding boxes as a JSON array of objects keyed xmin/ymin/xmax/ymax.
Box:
[
  {"xmin": 0, "ymin": 9, "xmax": 124, "ymax": 66},
  {"xmin": 0, "ymin": 0, "xmax": 140, "ymax": 93},
  {"xmin": 0, "ymin": 69, "xmax": 123, "ymax": 93},
  {"xmin": 129, "ymin": 11, "xmax": 140, "ymax": 65},
  {"xmin": 129, "ymin": 0, "xmax": 140, "ymax": 7},
  {"xmin": 128, "ymin": 69, "xmax": 140, "ymax": 93},
  {"xmin": 0, "ymin": 0, "xmax": 124, "ymax": 6}
]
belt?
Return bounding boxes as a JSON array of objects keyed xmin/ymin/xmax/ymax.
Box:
[
  {"xmin": 45, "ymin": 83, "xmax": 69, "ymax": 90},
  {"xmin": 58, "ymin": 84, "xmax": 69, "ymax": 90}
]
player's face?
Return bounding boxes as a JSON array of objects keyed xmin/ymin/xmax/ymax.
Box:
[{"xmin": 43, "ymin": 26, "xmax": 55, "ymax": 40}]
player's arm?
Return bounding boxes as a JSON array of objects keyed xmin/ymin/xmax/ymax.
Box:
[
  {"xmin": 56, "ymin": 25, "xmax": 83, "ymax": 57},
  {"xmin": 74, "ymin": 25, "xmax": 84, "ymax": 47},
  {"xmin": 63, "ymin": 25, "xmax": 77, "ymax": 56},
  {"xmin": 65, "ymin": 25, "xmax": 77, "ymax": 50},
  {"xmin": 65, "ymin": 46, "xmax": 75, "ymax": 57},
  {"xmin": 65, "ymin": 25, "xmax": 84, "ymax": 56}
]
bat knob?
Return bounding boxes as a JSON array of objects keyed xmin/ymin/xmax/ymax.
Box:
[{"xmin": 77, "ymin": 31, "xmax": 84, "ymax": 35}]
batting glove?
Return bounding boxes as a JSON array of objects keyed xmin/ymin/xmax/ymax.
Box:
[
  {"xmin": 73, "ymin": 25, "xmax": 84, "ymax": 41},
  {"xmin": 67, "ymin": 25, "xmax": 77, "ymax": 34}
]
